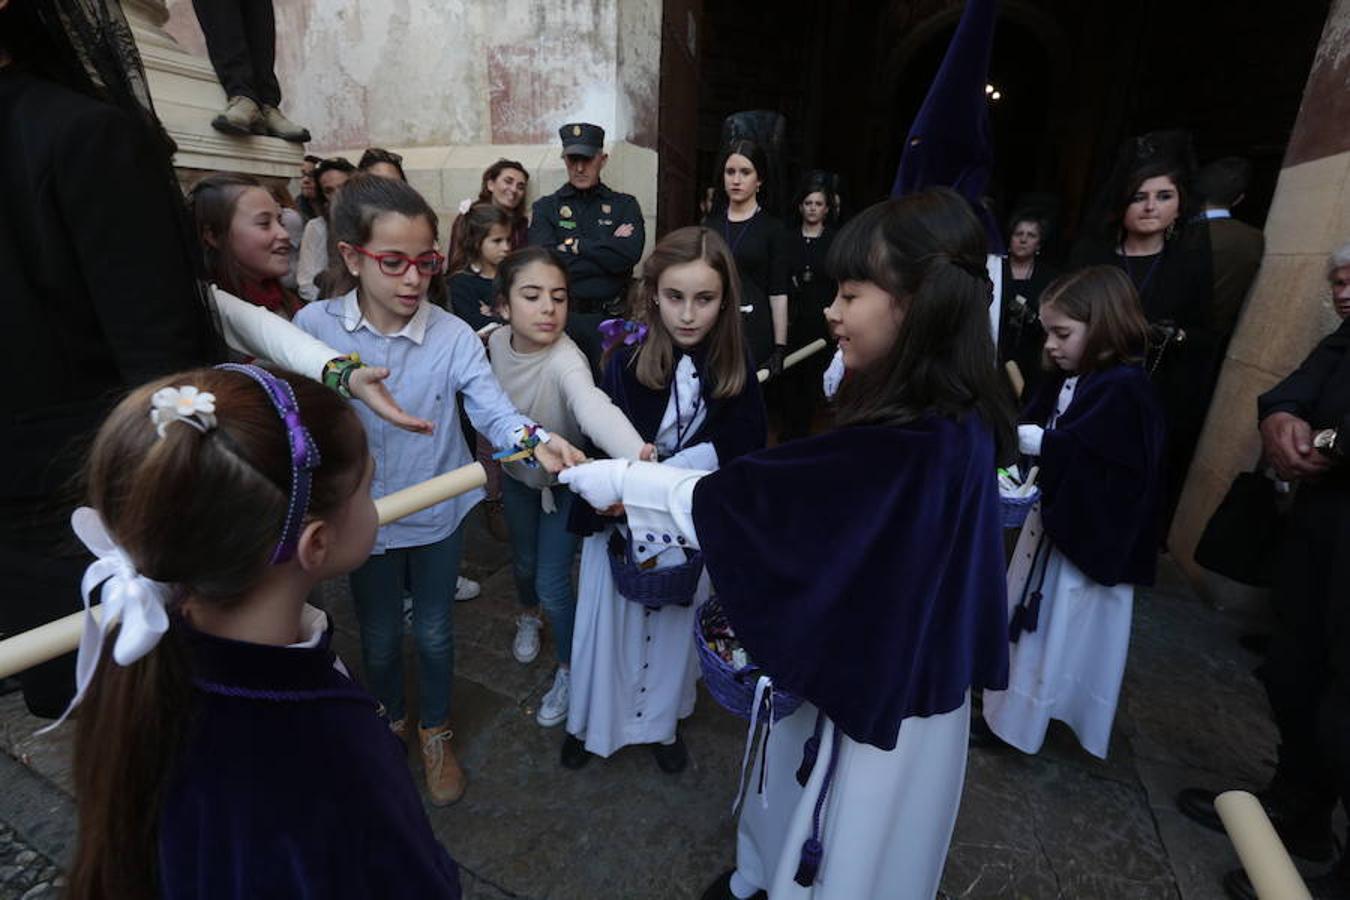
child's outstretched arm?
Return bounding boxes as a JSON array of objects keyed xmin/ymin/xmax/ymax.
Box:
[
  {"xmin": 454, "ymin": 324, "xmax": 583, "ymax": 472},
  {"xmin": 557, "ymin": 358, "xmax": 647, "ymax": 460},
  {"xmin": 221, "ymin": 288, "xmax": 433, "ymax": 433}
]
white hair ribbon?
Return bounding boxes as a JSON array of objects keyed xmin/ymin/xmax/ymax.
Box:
[{"xmin": 38, "ymin": 507, "xmax": 173, "ymax": 733}]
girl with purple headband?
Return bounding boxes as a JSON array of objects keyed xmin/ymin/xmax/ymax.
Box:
[{"xmin": 63, "ymin": 365, "xmax": 462, "ymax": 899}]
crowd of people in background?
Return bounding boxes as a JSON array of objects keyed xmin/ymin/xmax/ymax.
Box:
[{"xmin": 4, "ymin": 0, "xmax": 1350, "ymax": 898}]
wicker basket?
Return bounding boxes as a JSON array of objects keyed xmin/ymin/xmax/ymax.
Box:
[
  {"xmin": 695, "ymin": 597, "xmax": 802, "ymax": 723},
  {"xmin": 1000, "ymin": 488, "xmax": 1040, "ymax": 529},
  {"xmin": 607, "ymin": 530, "xmax": 704, "ymax": 609}
]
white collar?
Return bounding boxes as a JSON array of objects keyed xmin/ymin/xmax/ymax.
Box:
[
  {"xmin": 339, "ymin": 289, "xmax": 430, "ymax": 344},
  {"xmin": 286, "ymin": 603, "xmax": 330, "ymax": 649},
  {"xmin": 1203, "ymin": 208, "xmax": 1231, "ymax": 220}
]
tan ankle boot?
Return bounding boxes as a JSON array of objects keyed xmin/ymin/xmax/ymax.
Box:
[
  {"xmin": 211, "ymin": 95, "xmax": 260, "ymax": 136},
  {"xmin": 419, "ymin": 725, "xmax": 466, "ymax": 806}
]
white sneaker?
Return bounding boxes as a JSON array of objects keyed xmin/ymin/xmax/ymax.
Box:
[
  {"xmin": 536, "ymin": 667, "xmax": 570, "ymax": 727},
  {"xmin": 513, "ymin": 614, "xmax": 542, "ymax": 663},
  {"xmin": 455, "ymin": 576, "xmax": 481, "ymax": 602}
]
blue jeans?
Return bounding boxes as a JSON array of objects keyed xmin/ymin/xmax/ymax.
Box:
[
  {"xmin": 348, "ymin": 529, "xmax": 464, "ymax": 728},
  {"xmin": 501, "ymin": 475, "xmax": 579, "ymax": 665}
]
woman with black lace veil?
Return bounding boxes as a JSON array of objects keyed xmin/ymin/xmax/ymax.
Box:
[
  {"xmin": 1070, "ymin": 131, "xmax": 1216, "ymax": 534},
  {"xmin": 0, "ymin": 0, "xmax": 426, "ymax": 718}
]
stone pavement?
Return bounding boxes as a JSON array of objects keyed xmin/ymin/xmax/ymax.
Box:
[{"xmin": 0, "ymin": 508, "xmax": 1339, "ymax": 898}]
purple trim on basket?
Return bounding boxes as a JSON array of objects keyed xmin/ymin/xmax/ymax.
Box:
[
  {"xmin": 1000, "ymin": 489, "xmax": 1039, "ymax": 529},
  {"xmin": 193, "ymin": 678, "xmax": 375, "ymax": 705},
  {"xmin": 608, "ymin": 529, "xmax": 704, "ymax": 609},
  {"xmin": 215, "ymin": 364, "xmax": 322, "ymax": 564},
  {"xmin": 695, "ymin": 598, "xmax": 803, "ymax": 722}
]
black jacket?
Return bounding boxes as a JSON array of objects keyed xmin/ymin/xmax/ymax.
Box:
[
  {"xmin": 0, "ymin": 69, "xmax": 218, "ymax": 514},
  {"xmin": 528, "ymin": 181, "xmax": 644, "ymax": 308}
]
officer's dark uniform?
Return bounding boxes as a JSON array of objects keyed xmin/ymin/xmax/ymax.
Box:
[{"xmin": 528, "ymin": 123, "xmax": 645, "ymax": 372}]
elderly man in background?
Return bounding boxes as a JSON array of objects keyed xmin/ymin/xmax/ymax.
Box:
[{"xmin": 1177, "ymin": 241, "xmax": 1350, "ymax": 900}]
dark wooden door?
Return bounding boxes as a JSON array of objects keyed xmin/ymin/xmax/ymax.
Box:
[{"xmin": 657, "ymin": 0, "xmax": 704, "ymax": 235}]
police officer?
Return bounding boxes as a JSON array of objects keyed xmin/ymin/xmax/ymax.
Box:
[{"xmin": 528, "ymin": 122, "xmax": 645, "ymax": 372}]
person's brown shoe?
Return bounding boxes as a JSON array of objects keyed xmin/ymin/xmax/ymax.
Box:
[
  {"xmin": 254, "ymin": 105, "xmax": 311, "ymax": 143},
  {"xmin": 419, "ymin": 725, "xmax": 466, "ymax": 806},
  {"xmin": 211, "ymin": 95, "xmax": 261, "ymax": 136}
]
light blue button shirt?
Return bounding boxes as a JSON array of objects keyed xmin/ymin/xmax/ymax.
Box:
[{"xmin": 294, "ymin": 291, "xmax": 531, "ymax": 552}]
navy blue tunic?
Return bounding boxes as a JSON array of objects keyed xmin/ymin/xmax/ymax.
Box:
[{"xmin": 158, "ymin": 618, "xmax": 461, "ymax": 899}]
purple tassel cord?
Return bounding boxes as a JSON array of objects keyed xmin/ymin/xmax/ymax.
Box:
[{"xmin": 794, "ymin": 725, "xmax": 842, "ymax": 887}]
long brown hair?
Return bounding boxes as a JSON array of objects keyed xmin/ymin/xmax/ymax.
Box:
[
  {"xmin": 826, "ymin": 188, "xmax": 1016, "ymax": 462},
  {"xmin": 448, "ymin": 203, "xmax": 511, "ymax": 274},
  {"xmin": 626, "ymin": 226, "xmax": 747, "ymax": 399},
  {"xmin": 476, "ymin": 158, "xmax": 529, "ymax": 227},
  {"xmin": 66, "ymin": 368, "xmax": 367, "ymax": 900},
  {"xmin": 187, "ymin": 173, "xmax": 280, "ymax": 297},
  {"xmin": 1038, "ymin": 266, "xmax": 1150, "ymax": 373}
]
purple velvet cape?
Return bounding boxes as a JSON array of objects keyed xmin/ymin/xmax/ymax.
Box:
[
  {"xmin": 570, "ymin": 341, "xmax": 768, "ymax": 537},
  {"xmin": 690, "ymin": 414, "xmax": 1010, "ymax": 751},
  {"xmin": 157, "ymin": 618, "xmax": 461, "ymax": 899},
  {"xmin": 1024, "ymin": 364, "xmax": 1167, "ymax": 587}
]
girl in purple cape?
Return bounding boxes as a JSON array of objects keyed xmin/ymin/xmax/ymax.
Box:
[
  {"xmin": 563, "ymin": 187, "xmax": 1015, "ymax": 899},
  {"xmin": 65, "ymin": 367, "xmax": 460, "ymax": 899}
]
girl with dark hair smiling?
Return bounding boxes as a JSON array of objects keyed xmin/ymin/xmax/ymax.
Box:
[{"xmin": 562, "ymin": 188, "xmax": 1014, "ymax": 899}]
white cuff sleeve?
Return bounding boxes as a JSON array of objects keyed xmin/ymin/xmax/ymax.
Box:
[
  {"xmin": 213, "ymin": 286, "xmax": 336, "ymax": 380},
  {"xmin": 621, "ymin": 462, "xmax": 708, "ymax": 552},
  {"xmin": 662, "ymin": 441, "xmax": 718, "ymax": 471}
]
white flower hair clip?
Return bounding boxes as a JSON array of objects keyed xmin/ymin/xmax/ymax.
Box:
[{"xmin": 150, "ymin": 385, "xmax": 217, "ymax": 438}]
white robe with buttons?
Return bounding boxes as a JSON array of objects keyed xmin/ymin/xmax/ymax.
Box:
[{"xmin": 567, "ymin": 356, "xmax": 712, "ymax": 756}]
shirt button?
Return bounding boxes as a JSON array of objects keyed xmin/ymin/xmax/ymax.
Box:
[
  {"xmin": 662, "ymin": 535, "xmax": 671, "ymax": 543},
  {"xmin": 636, "ymin": 711, "xmax": 643, "ymax": 718},
  {"xmin": 646, "ymin": 534, "xmax": 655, "ymax": 542}
]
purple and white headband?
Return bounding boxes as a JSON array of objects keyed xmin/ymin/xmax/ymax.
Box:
[{"xmin": 215, "ymin": 363, "xmax": 322, "ymax": 564}]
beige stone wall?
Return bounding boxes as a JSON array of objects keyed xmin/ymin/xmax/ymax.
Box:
[
  {"xmin": 162, "ymin": 0, "xmax": 661, "ymax": 253},
  {"xmin": 1172, "ymin": 0, "xmax": 1350, "ymax": 592}
]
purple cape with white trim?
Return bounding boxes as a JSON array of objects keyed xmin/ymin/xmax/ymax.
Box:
[
  {"xmin": 691, "ymin": 414, "xmax": 1009, "ymax": 751},
  {"xmin": 1023, "ymin": 364, "xmax": 1167, "ymax": 587}
]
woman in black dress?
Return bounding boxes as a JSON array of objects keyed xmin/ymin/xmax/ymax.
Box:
[
  {"xmin": 999, "ymin": 211, "xmax": 1057, "ymax": 400},
  {"xmin": 703, "ymin": 139, "xmax": 791, "ymax": 372},
  {"xmin": 779, "ymin": 182, "xmax": 838, "ymax": 439},
  {"xmin": 1073, "ymin": 157, "xmax": 1215, "ymax": 532}
]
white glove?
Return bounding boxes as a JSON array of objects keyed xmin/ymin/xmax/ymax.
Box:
[
  {"xmin": 558, "ymin": 459, "xmax": 630, "ymax": 510},
  {"xmin": 1018, "ymin": 424, "xmax": 1045, "ymax": 456}
]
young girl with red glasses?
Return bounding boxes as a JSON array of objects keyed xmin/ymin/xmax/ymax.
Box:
[{"xmin": 294, "ymin": 174, "xmax": 583, "ymax": 806}]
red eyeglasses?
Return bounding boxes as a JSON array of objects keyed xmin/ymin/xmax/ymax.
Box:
[{"xmin": 350, "ymin": 245, "xmax": 445, "ymax": 277}]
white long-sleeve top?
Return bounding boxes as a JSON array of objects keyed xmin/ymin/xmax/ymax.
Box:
[{"xmin": 212, "ymin": 286, "xmax": 334, "ymax": 378}]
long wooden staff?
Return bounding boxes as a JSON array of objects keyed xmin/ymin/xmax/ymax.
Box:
[
  {"xmin": 756, "ymin": 338, "xmax": 829, "ymax": 384},
  {"xmin": 0, "ymin": 463, "xmax": 488, "ymax": 680}
]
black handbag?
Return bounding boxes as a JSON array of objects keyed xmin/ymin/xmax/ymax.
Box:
[{"xmin": 1194, "ymin": 466, "xmax": 1284, "ymax": 587}]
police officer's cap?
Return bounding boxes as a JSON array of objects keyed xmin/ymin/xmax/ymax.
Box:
[{"xmin": 560, "ymin": 123, "xmax": 605, "ymax": 158}]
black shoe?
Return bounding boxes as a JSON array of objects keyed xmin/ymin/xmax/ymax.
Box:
[
  {"xmin": 700, "ymin": 870, "xmax": 766, "ymax": 900},
  {"xmin": 1224, "ymin": 864, "xmax": 1350, "ymax": 900},
  {"xmin": 1177, "ymin": 787, "xmax": 1337, "ymax": 862},
  {"xmin": 652, "ymin": 734, "xmax": 688, "ymax": 774},
  {"xmin": 560, "ymin": 733, "xmax": 592, "ymax": 770}
]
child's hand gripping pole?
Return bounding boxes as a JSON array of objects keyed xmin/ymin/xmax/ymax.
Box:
[{"xmin": 756, "ymin": 338, "xmax": 828, "ymax": 384}]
